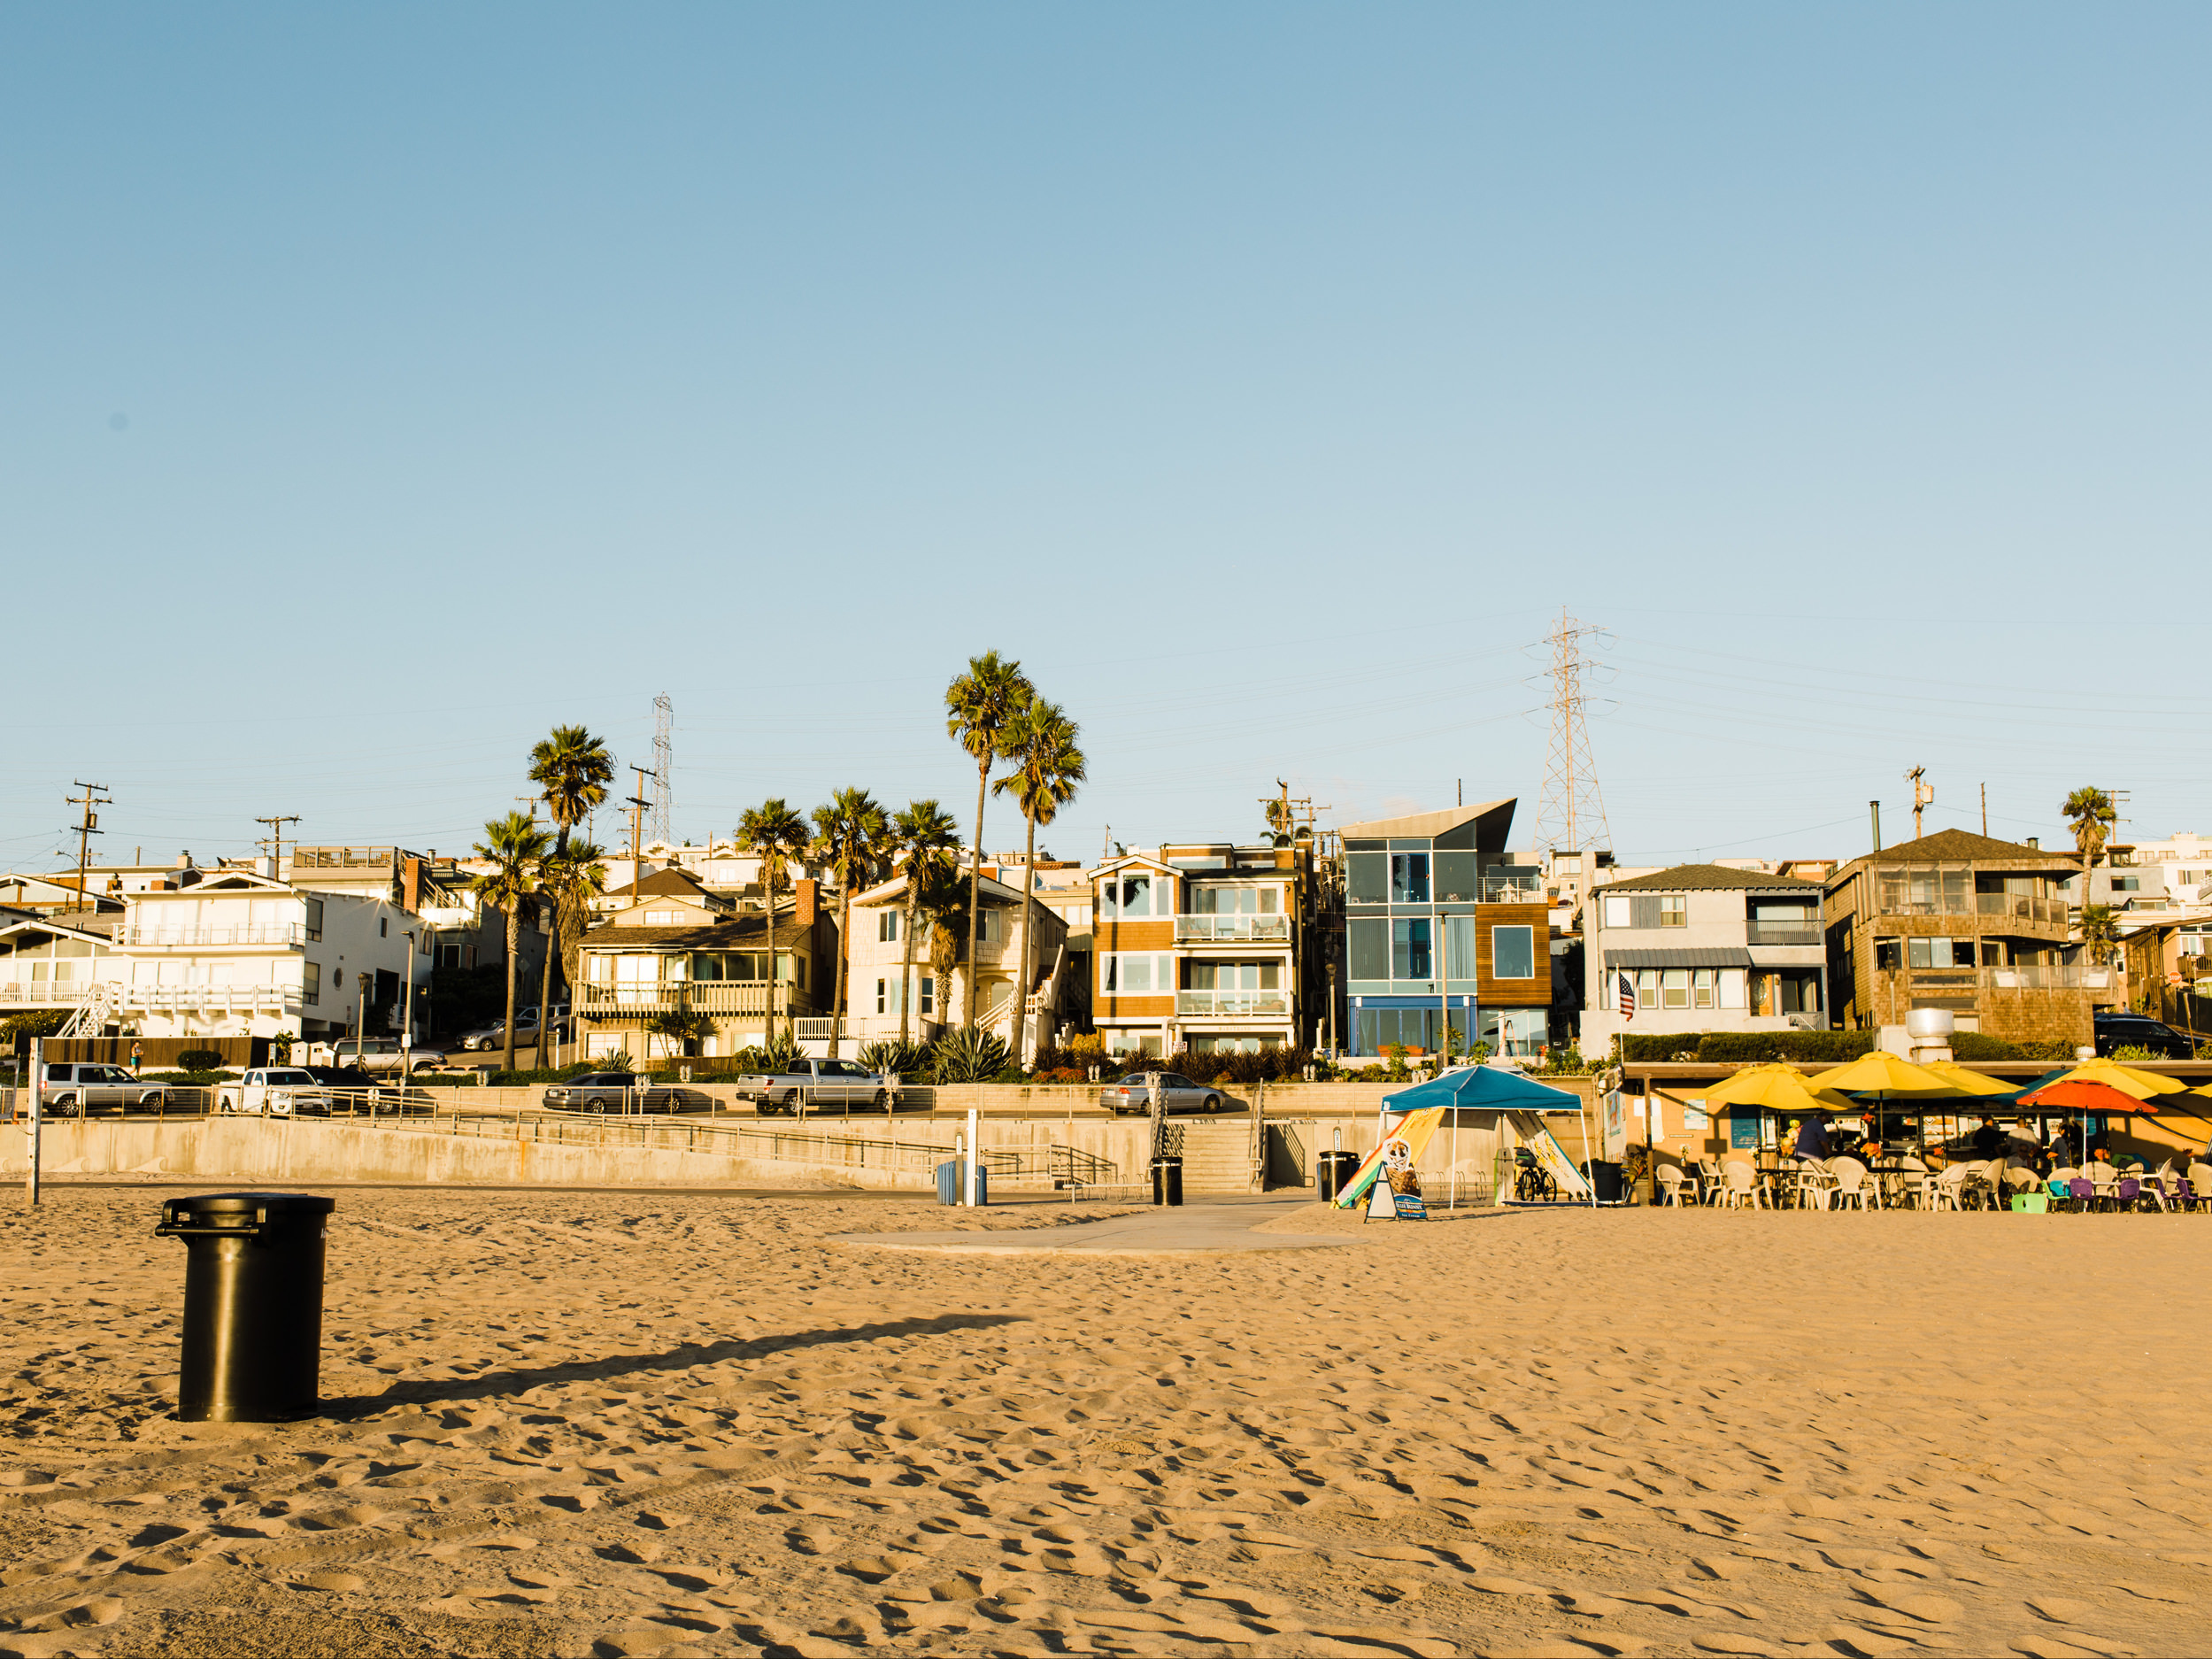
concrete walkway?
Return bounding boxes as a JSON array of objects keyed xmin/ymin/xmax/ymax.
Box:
[{"xmin": 833, "ymin": 1194, "xmax": 1350, "ymax": 1256}]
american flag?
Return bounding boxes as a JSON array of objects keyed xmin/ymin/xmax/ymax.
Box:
[{"xmin": 1617, "ymin": 971, "xmax": 1636, "ymax": 1021}]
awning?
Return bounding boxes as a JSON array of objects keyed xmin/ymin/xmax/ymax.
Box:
[
  {"xmin": 1381, "ymin": 1064, "xmax": 1584, "ymax": 1114},
  {"xmin": 1602, "ymin": 947, "xmax": 1753, "ymax": 969}
]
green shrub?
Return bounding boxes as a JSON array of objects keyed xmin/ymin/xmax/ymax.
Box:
[
  {"xmin": 176, "ymin": 1048, "xmax": 225, "ymax": 1074},
  {"xmin": 1947, "ymin": 1031, "xmax": 2019, "ymax": 1061},
  {"xmin": 2012, "ymin": 1039, "xmax": 2078, "ymax": 1062},
  {"xmin": 761, "ymin": 1029, "xmax": 805, "ymax": 1073},
  {"xmin": 931, "ymin": 1026, "xmax": 1008, "ymax": 1084},
  {"xmin": 1620, "ymin": 1030, "xmax": 1876, "ymax": 1064},
  {"xmin": 858, "ymin": 1039, "xmax": 929, "ymax": 1078}
]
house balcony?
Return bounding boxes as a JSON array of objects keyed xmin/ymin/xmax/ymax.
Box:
[
  {"xmin": 114, "ymin": 984, "xmax": 304, "ymax": 1015},
  {"xmin": 1746, "ymin": 922, "xmax": 1822, "ymax": 945},
  {"xmin": 1174, "ymin": 914, "xmax": 1290, "ymax": 943},
  {"xmin": 1175, "ymin": 989, "xmax": 1292, "ymax": 1017},
  {"xmin": 1479, "ymin": 879, "xmax": 1546, "ymax": 903},
  {"xmin": 0, "ymin": 980, "xmax": 105, "ymax": 1009},
  {"xmin": 1876, "ymin": 895, "xmax": 2067, "ymax": 925},
  {"xmin": 123, "ymin": 924, "xmax": 310, "ymax": 947},
  {"xmin": 578, "ymin": 982, "xmax": 785, "ymax": 1017}
]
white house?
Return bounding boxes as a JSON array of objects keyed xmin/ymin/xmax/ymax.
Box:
[{"xmin": 841, "ymin": 870, "xmax": 1070, "ymax": 1059}]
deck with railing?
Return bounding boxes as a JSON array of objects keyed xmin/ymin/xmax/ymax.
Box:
[{"xmin": 1174, "ymin": 914, "xmax": 1291, "ymax": 943}]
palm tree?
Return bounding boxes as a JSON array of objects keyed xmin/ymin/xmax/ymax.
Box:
[
  {"xmin": 471, "ymin": 811, "xmax": 552, "ymax": 1072},
  {"xmin": 886, "ymin": 800, "xmax": 961, "ymax": 1046},
  {"xmin": 527, "ymin": 727, "xmax": 613, "ymax": 1066},
  {"xmin": 921, "ymin": 860, "xmax": 971, "ymax": 1037},
  {"xmin": 538, "ymin": 839, "xmax": 606, "ymax": 1061},
  {"xmin": 2062, "ymin": 786, "xmax": 2116, "ymax": 928},
  {"xmin": 736, "ymin": 798, "xmax": 811, "ymax": 1046},
  {"xmin": 993, "ymin": 698, "xmax": 1086, "ymax": 1064},
  {"xmin": 810, "ymin": 788, "xmax": 889, "ymax": 1058},
  {"xmin": 944, "ymin": 651, "xmax": 1034, "ymax": 1029}
]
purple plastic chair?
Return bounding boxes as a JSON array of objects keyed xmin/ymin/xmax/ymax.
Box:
[{"xmin": 2069, "ymin": 1177, "xmax": 2094, "ymax": 1213}]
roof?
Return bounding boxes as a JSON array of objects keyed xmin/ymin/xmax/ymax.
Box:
[
  {"xmin": 1839, "ymin": 828, "xmax": 2083, "ymax": 871},
  {"xmin": 853, "ymin": 871, "xmax": 1026, "ymax": 907},
  {"xmin": 1339, "ymin": 799, "xmax": 1516, "ymax": 847},
  {"xmin": 1598, "ymin": 862, "xmax": 1826, "ymax": 894},
  {"xmin": 581, "ymin": 915, "xmax": 811, "ymax": 952},
  {"xmin": 611, "ymin": 867, "xmax": 715, "ymax": 900}
]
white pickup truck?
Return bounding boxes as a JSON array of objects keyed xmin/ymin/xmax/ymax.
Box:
[
  {"xmin": 216, "ymin": 1068, "xmax": 333, "ymax": 1117},
  {"xmin": 733, "ymin": 1058, "xmax": 903, "ymax": 1116}
]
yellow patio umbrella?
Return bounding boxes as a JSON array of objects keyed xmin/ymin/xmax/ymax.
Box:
[
  {"xmin": 1814, "ymin": 1050, "xmax": 1958, "ymax": 1098},
  {"xmin": 1915, "ymin": 1060, "xmax": 2015, "ymax": 1098},
  {"xmin": 2031, "ymin": 1054, "xmax": 2189, "ymax": 1100},
  {"xmin": 1701, "ymin": 1062, "xmax": 1857, "ymax": 1115}
]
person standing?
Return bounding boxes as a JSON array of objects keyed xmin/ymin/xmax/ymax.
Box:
[{"xmin": 129, "ymin": 1039, "xmax": 143, "ymax": 1076}]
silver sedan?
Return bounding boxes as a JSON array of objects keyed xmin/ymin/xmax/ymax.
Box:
[{"xmin": 1097, "ymin": 1070, "xmax": 1229, "ymax": 1116}]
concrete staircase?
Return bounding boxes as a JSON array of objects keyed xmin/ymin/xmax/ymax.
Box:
[{"xmin": 1179, "ymin": 1122, "xmax": 1258, "ymax": 1196}]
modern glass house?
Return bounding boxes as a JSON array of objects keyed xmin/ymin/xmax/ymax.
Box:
[{"xmin": 1336, "ymin": 799, "xmax": 1554, "ymax": 1059}]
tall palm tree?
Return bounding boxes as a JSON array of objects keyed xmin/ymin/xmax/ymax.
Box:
[
  {"xmin": 993, "ymin": 698, "xmax": 1086, "ymax": 1063},
  {"xmin": 527, "ymin": 727, "xmax": 613, "ymax": 1065},
  {"xmin": 471, "ymin": 811, "xmax": 552, "ymax": 1072},
  {"xmin": 886, "ymin": 800, "xmax": 961, "ymax": 1046},
  {"xmin": 2062, "ymin": 786, "xmax": 2116, "ymax": 928},
  {"xmin": 736, "ymin": 798, "xmax": 811, "ymax": 1046},
  {"xmin": 944, "ymin": 651, "xmax": 1033, "ymax": 1029},
  {"xmin": 810, "ymin": 788, "xmax": 889, "ymax": 1059},
  {"xmin": 538, "ymin": 838, "xmax": 606, "ymax": 1063}
]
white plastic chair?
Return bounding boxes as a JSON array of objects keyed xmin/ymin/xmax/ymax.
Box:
[
  {"xmin": 2188, "ymin": 1162, "xmax": 2212, "ymax": 1213},
  {"xmin": 1930, "ymin": 1165, "xmax": 1969, "ymax": 1212},
  {"xmin": 1830, "ymin": 1159, "xmax": 1870, "ymax": 1211},
  {"xmin": 1719, "ymin": 1161, "xmax": 1767, "ymax": 1209},
  {"xmin": 1656, "ymin": 1167, "xmax": 1688, "ymax": 1208}
]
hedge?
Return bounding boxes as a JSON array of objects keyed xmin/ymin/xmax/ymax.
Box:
[{"xmin": 1620, "ymin": 1030, "xmax": 1877, "ymax": 1063}]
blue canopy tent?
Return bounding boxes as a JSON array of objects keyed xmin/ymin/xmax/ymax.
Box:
[{"xmin": 1378, "ymin": 1064, "xmax": 1595, "ymax": 1207}]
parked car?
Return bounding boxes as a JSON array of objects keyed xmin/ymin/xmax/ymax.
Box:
[
  {"xmin": 2093, "ymin": 1011, "xmax": 2200, "ymax": 1059},
  {"xmin": 325, "ymin": 1038, "xmax": 449, "ymax": 1074},
  {"xmin": 1098, "ymin": 1070, "xmax": 1229, "ymax": 1116},
  {"xmin": 540, "ymin": 1071, "xmax": 713, "ymax": 1114},
  {"xmin": 38, "ymin": 1062, "xmax": 171, "ymax": 1117},
  {"xmin": 454, "ymin": 1007, "xmax": 571, "ymax": 1051},
  {"xmin": 732, "ymin": 1058, "xmax": 901, "ymax": 1116},
  {"xmin": 217, "ymin": 1068, "xmax": 333, "ymax": 1117}
]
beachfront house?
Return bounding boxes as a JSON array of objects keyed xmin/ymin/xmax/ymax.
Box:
[
  {"xmin": 1577, "ymin": 863, "xmax": 1831, "ymax": 1057},
  {"xmin": 841, "ymin": 868, "xmax": 1069, "ymax": 1058}
]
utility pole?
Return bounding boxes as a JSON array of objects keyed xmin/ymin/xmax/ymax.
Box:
[
  {"xmin": 68, "ymin": 783, "xmax": 110, "ymax": 914},
  {"xmin": 1980, "ymin": 783, "xmax": 1987, "ymax": 837},
  {"xmin": 1905, "ymin": 767, "xmax": 1932, "ymax": 839},
  {"xmin": 254, "ymin": 814, "xmax": 300, "ymax": 882},
  {"xmin": 625, "ymin": 765, "xmax": 656, "ymax": 899}
]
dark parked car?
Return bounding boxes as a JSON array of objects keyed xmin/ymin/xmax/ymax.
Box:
[
  {"xmin": 2093, "ymin": 1011, "xmax": 2200, "ymax": 1060},
  {"xmin": 541, "ymin": 1071, "xmax": 713, "ymax": 1114}
]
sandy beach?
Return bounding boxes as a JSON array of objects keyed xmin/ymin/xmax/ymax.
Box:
[{"xmin": 1, "ymin": 1189, "xmax": 2207, "ymax": 1658}]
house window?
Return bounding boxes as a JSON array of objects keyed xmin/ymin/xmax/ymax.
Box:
[
  {"xmin": 1348, "ymin": 920, "xmax": 1389, "ymax": 980},
  {"xmin": 1391, "ymin": 918, "xmax": 1432, "ymax": 979},
  {"xmin": 1490, "ymin": 925, "xmax": 1535, "ymax": 980},
  {"xmin": 641, "ymin": 909, "xmax": 682, "ymax": 926},
  {"xmin": 1661, "ymin": 969, "xmax": 1690, "ymax": 1009},
  {"xmin": 437, "ymin": 943, "xmax": 462, "ymax": 968},
  {"xmin": 304, "ymin": 898, "xmax": 323, "ymax": 942},
  {"xmin": 1346, "ymin": 853, "xmax": 1388, "ymax": 904},
  {"xmin": 875, "ymin": 978, "xmax": 887, "ymax": 1015},
  {"xmin": 1444, "ymin": 916, "xmax": 1476, "ymax": 980},
  {"xmin": 1637, "ymin": 969, "xmax": 1659, "ymax": 1008},
  {"xmin": 1908, "ymin": 938, "xmax": 1972, "ymax": 969},
  {"xmin": 1602, "ymin": 896, "xmax": 1631, "ymax": 930},
  {"xmin": 877, "ymin": 912, "xmax": 899, "ymax": 942},
  {"xmin": 1101, "ymin": 875, "xmax": 1152, "ymax": 918},
  {"xmin": 379, "ymin": 917, "xmax": 387, "ymax": 938},
  {"xmin": 302, "ymin": 961, "xmax": 320, "ymax": 1006},
  {"xmin": 978, "ymin": 910, "xmax": 1006, "ymax": 945},
  {"xmin": 921, "ymin": 976, "xmax": 936, "ymax": 1015},
  {"xmin": 1719, "ymin": 968, "xmax": 1746, "ymax": 1008},
  {"xmin": 1659, "ymin": 895, "xmax": 1686, "ymax": 928},
  {"xmin": 1390, "ymin": 853, "xmax": 1430, "ymax": 904},
  {"xmin": 1101, "ymin": 953, "xmax": 1172, "ymax": 995},
  {"xmin": 1875, "ymin": 937, "xmax": 1901, "ymax": 970},
  {"xmin": 1693, "ymin": 968, "xmax": 1715, "ymax": 1008}
]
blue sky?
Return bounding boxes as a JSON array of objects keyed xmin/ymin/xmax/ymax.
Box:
[{"xmin": 4, "ymin": 5, "xmax": 2206, "ymax": 873}]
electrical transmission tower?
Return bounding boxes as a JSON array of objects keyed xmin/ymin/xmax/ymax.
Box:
[
  {"xmin": 1533, "ymin": 609, "xmax": 1613, "ymax": 859},
  {"xmin": 651, "ymin": 693, "xmax": 673, "ymax": 848}
]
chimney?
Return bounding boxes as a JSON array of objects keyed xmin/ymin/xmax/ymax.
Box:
[
  {"xmin": 174, "ymin": 852, "xmax": 193, "ymax": 869},
  {"xmin": 2026, "ymin": 837, "xmax": 2039, "ymax": 850},
  {"xmin": 403, "ymin": 856, "xmax": 421, "ymax": 913},
  {"xmin": 793, "ymin": 878, "xmax": 818, "ymax": 929}
]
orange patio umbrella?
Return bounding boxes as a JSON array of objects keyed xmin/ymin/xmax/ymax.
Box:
[{"xmin": 2019, "ymin": 1079, "xmax": 2155, "ymax": 1115}]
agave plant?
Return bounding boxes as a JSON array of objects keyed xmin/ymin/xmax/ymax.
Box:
[
  {"xmin": 762, "ymin": 1026, "xmax": 805, "ymax": 1073},
  {"xmin": 858, "ymin": 1039, "xmax": 929, "ymax": 1079},
  {"xmin": 930, "ymin": 1025, "xmax": 1009, "ymax": 1084}
]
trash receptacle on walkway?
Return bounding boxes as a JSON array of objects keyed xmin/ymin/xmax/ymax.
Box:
[
  {"xmin": 1316, "ymin": 1149, "xmax": 1359, "ymax": 1202},
  {"xmin": 155, "ymin": 1192, "xmax": 335, "ymax": 1422},
  {"xmin": 1150, "ymin": 1156, "xmax": 1183, "ymax": 1207},
  {"xmin": 935, "ymin": 1160, "xmax": 989, "ymax": 1206}
]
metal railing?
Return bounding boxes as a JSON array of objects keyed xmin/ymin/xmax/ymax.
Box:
[
  {"xmin": 1877, "ymin": 892, "xmax": 2065, "ymax": 924},
  {"xmin": 1479, "ymin": 879, "xmax": 1546, "ymax": 903},
  {"xmin": 1175, "ymin": 914, "xmax": 1290, "ymax": 943},
  {"xmin": 0, "ymin": 981, "xmax": 100, "ymax": 1006},
  {"xmin": 1175, "ymin": 989, "xmax": 1291, "ymax": 1015},
  {"xmin": 1985, "ymin": 965, "xmax": 2113, "ymax": 990},
  {"xmin": 122, "ymin": 924, "xmax": 307, "ymax": 946},
  {"xmin": 111, "ymin": 985, "xmax": 303, "ymax": 1015},
  {"xmin": 1746, "ymin": 921, "xmax": 1822, "ymax": 945},
  {"xmin": 577, "ymin": 982, "xmax": 777, "ymax": 1014}
]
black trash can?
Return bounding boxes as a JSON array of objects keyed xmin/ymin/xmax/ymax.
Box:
[
  {"xmin": 1316, "ymin": 1149, "xmax": 1359, "ymax": 1202},
  {"xmin": 155, "ymin": 1192, "xmax": 335, "ymax": 1422},
  {"xmin": 1151, "ymin": 1156, "xmax": 1184, "ymax": 1208},
  {"xmin": 1581, "ymin": 1161, "xmax": 1623, "ymax": 1205}
]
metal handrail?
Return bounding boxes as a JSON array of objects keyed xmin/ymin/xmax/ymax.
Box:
[
  {"xmin": 1175, "ymin": 989, "xmax": 1291, "ymax": 1015},
  {"xmin": 1174, "ymin": 914, "xmax": 1291, "ymax": 943},
  {"xmin": 122, "ymin": 924, "xmax": 307, "ymax": 946}
]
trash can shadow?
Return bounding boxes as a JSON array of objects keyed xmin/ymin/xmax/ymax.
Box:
[{"xmin": 155, "ymin": 1192, "xmax": 335, "ymax": 1422}]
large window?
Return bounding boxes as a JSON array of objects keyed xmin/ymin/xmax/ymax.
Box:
[
  {"xmin": 1100, "ymin": 875, "xmax": 1152, "ymax": 918},
  {"xmin": 1183, "ymin": 961, "xmax": 1282, "ymax": 990},
  {"xmin": 1661, "ymin": 968, "xmax": 1690, "ymax": 1008},
  {"xmin": 1659, "ymin": 895, "xmax": 1686, "ymax": 928},
  {"xmin": 1346, "ymin": 853, "xmax": 1388, "ymax": 904},
  {"xmin": 1100, "ymin": 953, "xmax": 1174, "ymax": 995},
  {"xmin": 1348, "ymin": 920, "xmax": 1389, "ymax": 980},
  {"xmin": 303, "ymin": 898, "xmax": 323, "ymax": 941},
  {"xmin": 1391, "ymin": 853, "xmax": 1430, "ymax": 904},
  {"xmin": 1908, "ymin": 938, "xmax": 1972, "ymax": 968},
  {"xmin": 302, "ymin": 961, "xmax": 320, "ymax": 1006},
  {"xmin": 1433, "ymin": 852, "xmax": 1476, "ymax": 903},
  {"xmin": 1602, "ymin": 895, "xmax": 1632, "ymax": 929},
  {"xmin": 1391, "ymin": 918, "xmax": 1432, "ymax": 979},
  {"xmin": 1491, "ymin": 925, "xmax": 1535, "ymax": 979},
  {"xmin": 1444, "ymin": 916, "xmax": 1476, "ymax": 980}
]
